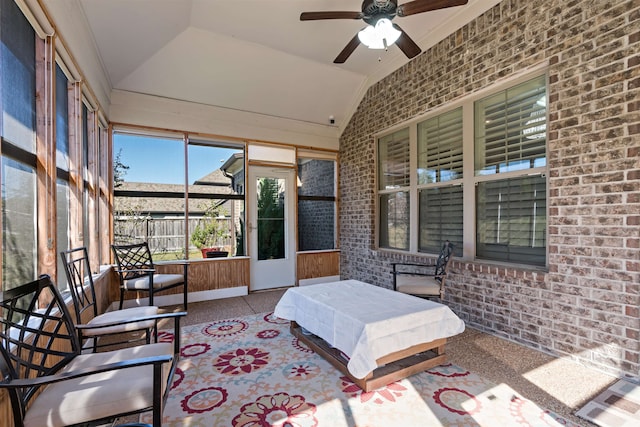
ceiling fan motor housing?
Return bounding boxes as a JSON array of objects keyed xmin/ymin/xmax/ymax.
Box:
[{"xmin": 362, "ymin": 0, "xmax": 398, "ymax": 25}]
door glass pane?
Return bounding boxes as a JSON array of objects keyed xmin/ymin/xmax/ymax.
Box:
[{"xmin": 257, "ymin": 177, "xmax": 285, "ymax": 260}]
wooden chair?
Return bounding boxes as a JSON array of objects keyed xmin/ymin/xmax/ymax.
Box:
[
  {"xmin": 0, "ymin": 275, "xmax": 185, "ymax": 427},
  {"xmin": 111, "ymin": 242, "xmax": 188, "ymax": 310},
  {"xmin": 61, "ymin": 246, "xmax": 163, "ymax": 352},
  {"xmin": 392, "ymin": 240, "xmax": 454, "ymax": 300}
]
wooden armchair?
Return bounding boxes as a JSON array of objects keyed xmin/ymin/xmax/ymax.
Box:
[
  {"xmin": 0, "ymin": 275, "xmax": 185, "ymax": 427},
  {"xmin": 392, "ymin": 240, "xmax": 454, "ymax": 300},
  {"xmin": 61, "ymin": 246, "xmax": 163, "ymax": 352},
  {"xmin": 112, "ymin": 242, "xmax": 188, "ymax": 310}
]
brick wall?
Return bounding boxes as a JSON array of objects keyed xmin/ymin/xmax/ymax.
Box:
[{"xmin": 339, "ymin": 0, "xmax": 640, "ymax": 376}]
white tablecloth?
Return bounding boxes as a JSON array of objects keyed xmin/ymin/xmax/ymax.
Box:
[{"xmin": 274, "ymin": 279, "xmax": 465, "ymax": 379}]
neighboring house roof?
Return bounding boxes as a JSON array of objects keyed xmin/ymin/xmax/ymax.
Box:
[{"xmin": 115, "ymin": 169, "xmax": 235, "ymax": 216}]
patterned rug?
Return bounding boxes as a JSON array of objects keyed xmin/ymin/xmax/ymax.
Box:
[
  {"xmin": 575, "ymin": 378, "xmax": 640, "ymax": 427},
  {"xmin": 142, "ymin": 312, "xmax": 582, "ymax": 426}
]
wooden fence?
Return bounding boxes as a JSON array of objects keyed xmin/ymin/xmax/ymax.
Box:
[{"xmin": 114, "ymin": 217, "xmax": 234, "ymax": 254}]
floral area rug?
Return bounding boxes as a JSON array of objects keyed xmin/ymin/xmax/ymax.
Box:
[{"xmin": 142, "ymin": 312, "xmax": 583, "ymax": 426}]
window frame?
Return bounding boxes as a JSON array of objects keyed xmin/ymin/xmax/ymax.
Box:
[
  {"xmin": 375, "ymin": 70, "xmax": 549, "ymax": 269},
  {"xmin": 112, "ymin": 129, "xmax": 247, "ymax": 260},
  {"xmin": 296, "ymin": 151, "xmax": 338, "ymax": 252}
]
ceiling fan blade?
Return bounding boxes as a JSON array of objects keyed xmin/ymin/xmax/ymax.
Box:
[
  {"xmin": 334, "ymin": 34, "xmax": 361, "ymax": 64},
  {"xmin": 393, "ymin": 24, "xmax": 421, "ymax": 59},
  {"xmin": 397, "ymin": 0, "xmax": 468, "ymax": 17},
  {"xmin": 300, "ymin": 11, "xmax": 363, "ymax": 21}
]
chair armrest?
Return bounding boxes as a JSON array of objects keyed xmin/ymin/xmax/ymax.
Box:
[
  {"xmin": 114, "ymin": 268, "xmax": 156, "ymax": 275},
  {"xmin": 75, "ymin": 311, "xmax": 188, "ymax": 330},
  {"xmin": 0, "ymin": 354, "xmax": 173, "ymax": 389},
  {"xmin": 391, "ymin": 263, "xmax": 439, "ymax": 276}
]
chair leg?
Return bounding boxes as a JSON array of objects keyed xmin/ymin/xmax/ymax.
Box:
[
  {"xmin": 183, "ymin": 283, "xmax": 188, "ymax": 310},
  {"xmin": 119, "ymin": 288, "xmax": 125, "ymax": 310},
  {"xmin": 149, "ymin": 289, "xmax": 154, "ymax": 307}
]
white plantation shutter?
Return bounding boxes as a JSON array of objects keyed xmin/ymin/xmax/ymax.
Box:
[
  {"xmin": 378, "ymin": 128, "xmax": 410, "ymax": 250},
  {"xmin": 475, "ymin": 75, "xmax": 547, "ymax": 175},
  {"xmin": 379, "ymin": 191, "xmax": 410, "ymax": 250},
  {"xmin": 418, "ymin": 107, "xmax": 463, "ymax": 184},
  {"xmin": 416, "ymin": 107, "xmax": 463, "ymax": 254},
  {"xmin": 378, "ymin": 128, "xmax": 410, "ymax": 190},
  {"xmin": 473, "ymin": 75, "xmax": 547, "ymax": 266},
  {"xmin": 419, "ymin": 186, "xmax": 463, "ymax": 254},
  {"xmin": 476, "ymin": 175, "xmax": 546, "ymax": 265},
  {"xmin": 375, "ymin": 73, "xmax": 547, "ymax": 266}
]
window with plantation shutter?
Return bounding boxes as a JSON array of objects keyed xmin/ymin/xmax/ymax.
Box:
[
  {"xmin": 474, "ymin": 75, "xmax": 547, "ymax": 266},
  {"xmin": 419, "ymin": 186, "xmax": 463, "ymax": 254},
  {"xmin": 379, "ymin": 191, "xmax": 409, "ymax": 250},
  {"xmin": 376, "ymin": 72, "xmax": 547, "ymax": 267},
  {"xmin": 378, "ymin": 128, "xmax": 410, "ymax": 250},
  {"xmin": 418, "ymin": 107, "xmax": 463, "ymax": 184},
  {"xmin": 475, "ymin": 75, "xmax": 547, "ymax": 175},
  {"xmin": 378, "ymin": 128, "xmax": 409, "ymax": 190},
  {"xmin": 417, "ymin": 107, "xmax": 463, "ymax": 254},
  {"xmin": 476, "ymin": 176, "xmax": 546, "ymax": 265}
]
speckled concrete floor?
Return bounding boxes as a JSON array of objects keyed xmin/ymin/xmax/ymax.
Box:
[{"xmin": 157, "ymin": 289, "xmax": 616, "ymax": 426}]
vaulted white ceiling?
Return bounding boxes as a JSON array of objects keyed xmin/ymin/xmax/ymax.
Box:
[{"xmin": 49, "ymin": 0, "xmax": 500, "ymax": 130}]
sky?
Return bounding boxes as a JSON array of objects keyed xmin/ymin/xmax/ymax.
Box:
[{"xmin": 113, "ymin": 134, "xmax": 241, "ymax": 185}]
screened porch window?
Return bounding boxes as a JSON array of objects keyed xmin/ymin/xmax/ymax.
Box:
[
  {"xmin": 113, "ymin": 132, "xmax": 245, "ymax": 260},
  {"xmin": 297, "ymin": 158, "xmax": 336, "ymax": 251},
  {"xmin": 1, "ymin": 0, "xmax": 37, "ymax": 288}
]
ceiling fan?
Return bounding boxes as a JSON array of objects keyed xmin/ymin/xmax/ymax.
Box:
[{"xmin": 300, "ymin": 0, "xmax": 469, "ymax": 63}]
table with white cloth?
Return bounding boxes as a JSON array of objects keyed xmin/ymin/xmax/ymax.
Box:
[{"xmin": 274, "ymin": 279, "xmax": 465, "ymax": 391}]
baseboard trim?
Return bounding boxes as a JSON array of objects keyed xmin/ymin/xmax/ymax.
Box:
[{"xmin": 113, "ymin": 286, "xmax": 249, "ymax": 310}]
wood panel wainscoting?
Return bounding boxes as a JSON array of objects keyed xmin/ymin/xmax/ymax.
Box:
[
  {"xmin": 110, "ymin": 257, "xmax": 251, "ymax": 307},
  {"xmin": 297, "ymin": 250, "xmax": 340, "ymax": 285}
]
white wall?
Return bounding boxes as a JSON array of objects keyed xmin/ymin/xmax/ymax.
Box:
[{"xmin": 110, "ymin": 90, "xmax": 340, "ymax": 149}]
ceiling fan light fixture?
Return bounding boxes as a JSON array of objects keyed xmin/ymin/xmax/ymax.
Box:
[{"xmin": 358, "ymin": 18, "xmax": 401, "ymax": 49}]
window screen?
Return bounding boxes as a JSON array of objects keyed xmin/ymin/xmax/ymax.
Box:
[{"xmin": 298, "ymin": 158, "xmax": 336, "ymax": 251}]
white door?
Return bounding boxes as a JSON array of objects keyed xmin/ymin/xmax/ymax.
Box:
[{"xmin": 248, "ymin": 166, "xmax": 296, "ymax": 291}]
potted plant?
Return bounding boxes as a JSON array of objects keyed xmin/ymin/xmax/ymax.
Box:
[{"xmin": 190, "ymin": 203, "xmax": 229, "ymax": 258}]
